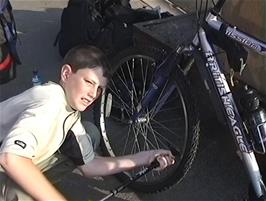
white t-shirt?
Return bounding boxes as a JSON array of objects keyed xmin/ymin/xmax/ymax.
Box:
[{"xmin": 0, "ymin": 82, "xmax": 95, "ymax": 168}]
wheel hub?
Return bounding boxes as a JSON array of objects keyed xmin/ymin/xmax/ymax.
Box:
[{"xmin": 128, "ymin": 116, "xmax": 149, "ymax": 124}]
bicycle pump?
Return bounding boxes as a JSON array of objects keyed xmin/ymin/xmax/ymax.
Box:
[
  {"xmin": 98, "ymin": 160, "xmax": 160, "ymax": 201},
  {"xmin": 98, "ymin": 147, "xmax": 178, "ymax": 201}
]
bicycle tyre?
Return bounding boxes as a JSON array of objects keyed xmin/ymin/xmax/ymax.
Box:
[{"xmin": 94, "ymin": 46, "xmax": 200, "ymax": 193}]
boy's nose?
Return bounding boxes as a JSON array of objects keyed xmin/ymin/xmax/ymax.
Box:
[{"xmin": 88, "ymin": 86, "xmax": 98, "ymax": 99}]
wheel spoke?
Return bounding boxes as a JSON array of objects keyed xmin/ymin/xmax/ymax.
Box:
[
  {"xmin": 109, "ymin": 80, "xmax": 132, "ymax": 112},
  {"xmin": 141, "ymin": 59, "xmax": 154, "ymax": 100},
  {"xmin": 151, "ymin": 117, "xmax": 178, "ymax": 133},
  {"xmin": 122, "ymin": 124, "xmax": 134, "ymax": 155},
  {"xmin": 146, "ymin": 115, "xmax": 160, "ymax": 149},
  {"xmin": 118, "ymin": 62, "xmax": 139, "ymax": 110},
  {"xmin": 135, "ymin": 121, "xmax": 152, "ymax": 151},
  {"xmin": 126, "ymin": 59, "xmax": 139, "ymax": 105},
  {"xmin": 148, "ymin": 81, "xmax": 170, "ymax": 119},
  {"xmin": 131, "ymin": 124, "xmax": 142, "ymax": 154},
  {"xmin": 144, "ymin": 122, "xmax": 174, "ymax": 148}
]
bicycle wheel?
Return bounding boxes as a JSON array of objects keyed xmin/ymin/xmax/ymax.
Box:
[{"xmin": 94, "ymin": 46, "xmax": 200, "ymax": 193}]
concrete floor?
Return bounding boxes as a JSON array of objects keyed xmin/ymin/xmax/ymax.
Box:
[{"xmin": 0, "ymin": 0, "xmax": 252, "ymax": 200}]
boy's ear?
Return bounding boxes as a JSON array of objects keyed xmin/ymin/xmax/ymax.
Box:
[{"xmin": 61, "ymin": 64, "xmax": 72, "ymax": 82}]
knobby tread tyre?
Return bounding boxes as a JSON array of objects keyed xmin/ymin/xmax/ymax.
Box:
[{"xmin": 94, "ymin": 46, "xmax": 200, "ymax": 193}]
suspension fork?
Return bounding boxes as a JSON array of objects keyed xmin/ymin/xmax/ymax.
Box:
[
  {"xmin": 195, "ymin": 27, "xmax": 266, "ymax": 197},
  {"xmin": 132, "ymin": 47, "xmax": 184, "ymax": 122}
]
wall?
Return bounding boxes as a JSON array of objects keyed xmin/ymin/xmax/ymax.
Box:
[{"xmin": 222, "ymin": 0, "xmax": 266, "ymax": 95}]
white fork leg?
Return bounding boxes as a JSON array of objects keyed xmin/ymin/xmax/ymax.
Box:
[{"xmin": 242, "ymin": 152, "xmax": 266, "ymax": 197}]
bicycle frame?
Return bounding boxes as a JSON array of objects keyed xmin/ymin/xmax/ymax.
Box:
[
  {"xmin": 192, "ymin": 1, "xmax": 266, "ymax": 197},
  {"xmin": 206, "ymin": 13, "xmax": 266, "ymax": 56}
]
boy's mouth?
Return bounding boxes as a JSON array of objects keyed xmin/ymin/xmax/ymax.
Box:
[{"xmin": 81, "ymin": 98, "xmax": 91, "ymax": 105}]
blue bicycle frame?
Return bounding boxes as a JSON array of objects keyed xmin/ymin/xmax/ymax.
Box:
[{"xmin": 198, "ymin": 1, "xmax": 266, "ymax": 196}]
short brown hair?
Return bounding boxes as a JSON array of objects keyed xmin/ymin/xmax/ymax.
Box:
[{"xmin": 63, "ymin": 45, "xmax": 111, "ymax": 80}]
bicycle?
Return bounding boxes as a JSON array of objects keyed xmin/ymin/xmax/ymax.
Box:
[{"xmin": 94, "ymin": 0, "xmax": 266, "ymax": 199}]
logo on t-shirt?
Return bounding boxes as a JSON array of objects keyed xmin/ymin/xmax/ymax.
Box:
[{"xmin": 14, "ymin": 140, "xmax": 26, "ymax": 149}]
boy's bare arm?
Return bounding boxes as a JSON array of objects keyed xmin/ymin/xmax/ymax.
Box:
[
  {"xmin": 78, "ymin": 149, "xmax": 175, "ymax": 177},
  {"xmin": 0, "ymin": 152, "xmax": 67, "ymax": 201}
]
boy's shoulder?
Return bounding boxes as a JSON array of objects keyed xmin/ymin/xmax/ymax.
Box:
[
  {"xmin": 40, "ymin": 81, "xmax": 63, "ymax": 93},
  {"xmin": 28, "ymin": 81, "xmax": 66, "ymax": 104},
  {"xmin": 33, "ymin": 81, "xmax": 63, "ymax": 95}
]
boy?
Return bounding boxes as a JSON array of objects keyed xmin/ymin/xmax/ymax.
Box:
[{"xmin": 0, "ymin": 45, "xmax": 175, "ymax": 201}]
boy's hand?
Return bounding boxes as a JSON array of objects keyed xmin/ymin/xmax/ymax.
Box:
[
  {"xmin": 135, "ymin": 149, "xmax": 175, "ymax": 170},
  {"xmin": 152, "ymin": 149, "xmax": 175, "ymax": 170}
]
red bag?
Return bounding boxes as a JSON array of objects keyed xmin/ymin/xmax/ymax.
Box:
[
  {"xmin": 0, "ymin": 43, "xmax": 14, "ymax": 84},
  {"xmin": 0, "ymin": 0, "xmax": 21, "ymax": 84}
]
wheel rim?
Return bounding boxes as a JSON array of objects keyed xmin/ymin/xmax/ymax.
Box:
[{"xmin": 100, "ymin": 53, "xmax": 189, "ymax": 184}]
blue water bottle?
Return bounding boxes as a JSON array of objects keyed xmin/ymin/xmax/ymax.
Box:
[{"xmin": 32, "ymin": 69, "xmax": 42, "ymax": 86}]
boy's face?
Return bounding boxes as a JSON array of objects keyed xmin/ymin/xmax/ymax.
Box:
[{"xmin": 61, "ymin": 65, "xmax": 107, "ymax": 111}]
